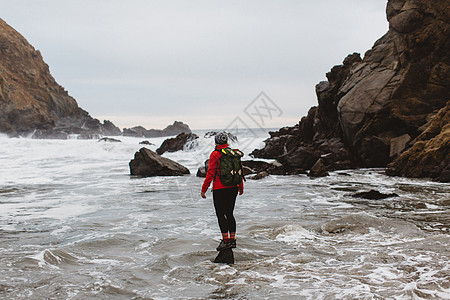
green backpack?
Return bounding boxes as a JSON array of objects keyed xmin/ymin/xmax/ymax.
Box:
[{"xmin": 216, "ymin": 148, "xmax": 245, "ymax": 186}]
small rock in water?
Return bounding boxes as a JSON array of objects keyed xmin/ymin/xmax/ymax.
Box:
[
  {"xmin": 139, "ymin": 140, "xmax": 154, "ymax": 145},
  {"xmin": 214, "ymin": 248, "xmax": 234, "ymax": 264},
  {"xmin": 196, "ymin": 166, "xmax": 207, "ymax": 177},
  {"xmin": 98, "ymin": 137, "xmax": 121, "ymax": 143},
  {"xmin": 196, "ymin": 159, "xmax": 210, "ymax": 178},
  {"xmin": 351, "ymin": 190, "xmax": 399, "ymax": 200},
  {"xmin": 247, "ymin": 171, "xmax": 269, "ymax": 180}
]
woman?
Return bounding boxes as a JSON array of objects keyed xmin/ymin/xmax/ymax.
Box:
[{"xmin": 201, "ymin": 132, "xmax": 244, "ymax": 251}]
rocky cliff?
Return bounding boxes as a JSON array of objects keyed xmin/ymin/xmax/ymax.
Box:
[
  {"xmin": 0, "ymin": 18, "xmax": 120, "ymax": 138},
  {"xmin": 387, "ymin": 100, "xmax": 449, "ymax": 182},
  {"xmin": 252, "ymin": 0, "xmax": 449, "ymax": 180}
]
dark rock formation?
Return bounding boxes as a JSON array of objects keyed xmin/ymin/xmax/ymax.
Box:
[
  {"xmin": 308, "ymin": 158, "xmax": 329, "ymax": 177},
  {"xmin": 139, "ymin": 140, "xmax": 154, "ymax": 145},
  {"xmin": 251, "ymin": 0, "xmax": 449, "ymax": 177},
  {"xmin": 242, "ymin": 166, "xmax": 254, "ymax": 176},
  {"xmin": 129, "ymin": 147, "xmax": 190, "ymax": 177},
  {"xmin": 247, "ymin": 171, "xmax": 269, "ymax": 180},
  {"xmin": 387, "ymin": 101, "xmax": 450, "ymax": 182},
  {"xmin": 102, "ymin": 120, "xmax": 122, "ymax": 136},
  {"xmin": 196, "ymin": 159, "xmax": 209, "ymax": 178},
  {"xmin": 0, "ymin": 18, "xmax": 120, "ymax": 138},
  {"xmin": 351, "ymin": 190, "xmax": 399, "ymax": 200},
  {"xmin": 241, "ymin": 160, "xmax": 288, "ymax": 175},
  {"xmin": 214, "ymin": 248, "xmax": 234, "ymax": 264},
  {"xmin": 98, "ymin": 137, "xmax": 121, "ymax": 143},
  {"xmin": 196, "ymin": 166, "xmax": 207, "ymax": 177},
  {"xmin": 123, "ymin": 121, "xmax": 191, "ymax": 138},
  {"xmin": 156, "ymin": 133, "xmax": 199, "ymax": 155}
]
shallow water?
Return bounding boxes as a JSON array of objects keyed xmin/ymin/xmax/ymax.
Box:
[{"xmin": 0, "ymin": 132, "xmax": 449, "ymax": 299}]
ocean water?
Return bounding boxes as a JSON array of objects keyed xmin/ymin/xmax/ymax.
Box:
[{"xmin": 0, "ymin": 130, "xmax": 449, "ymax": 299}]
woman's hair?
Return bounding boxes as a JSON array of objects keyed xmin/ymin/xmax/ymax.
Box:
[{"xmin": 215, "ymin": 132, "xmax": 228, "ymax": 145}]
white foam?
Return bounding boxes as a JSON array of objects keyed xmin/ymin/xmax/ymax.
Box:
[{"xmin": 275, "ymin": 224, "xmax": 316, "ymax": 245}]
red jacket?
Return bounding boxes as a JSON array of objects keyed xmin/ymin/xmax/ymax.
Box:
[{"xmin": 201, "ymin": 144, "xmax": 244, "ymax": 193}]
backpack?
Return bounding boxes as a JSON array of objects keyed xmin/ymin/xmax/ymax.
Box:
[{"xmin": 216, "ymin": 148, "xmax": 245, "ymax": 186}]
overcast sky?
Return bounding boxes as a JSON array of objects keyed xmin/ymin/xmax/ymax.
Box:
[{"xmin": 1, "ymin": 1, "xmax": 388, "ymax": 130}]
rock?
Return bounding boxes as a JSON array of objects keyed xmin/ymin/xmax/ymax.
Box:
[
  {"xmin": 196, "ymin": 159, "xmax": 209, "ymax": 178},
  {"xmin": 389, "ymin": 134, "xmax": 411, "ymax": 158},
  {"xmin": 196, "ymin": 166, "xmax": 207, "ymax": 177},
  {"xmin": 241, "ymin": 160, "xmax": 286, "ymax": 175},
  {"xmin": 139, "ymin": 140, "xmax": 154, "ymax": 145},
  {"xmin": 98, "ymin": 137, "xmax": 121, "ymax": 143},
  {"xmin": 277, "ymin": 146, "xmax": 320, "ymax": 170},
  {"xmin": 214, "ymin": 248, "xmax": 234, "ymax": 264},
  {"xmin": 129, "ymin": 147, "xmax": 190, "ymax": 177},
  {"xmin": 242, "ymin": 166, "xmax": 254, "ymax": 176},
  {"xmin": 156, "ymin": 133, "xmax": 199, "ymax": 155},
  {"xmin": 247, "ymin": 171, "xmax": 269, "ymax": 180},
  {"xmin": 251, "ymin": 0, "xmax": 450, "ymax": 178},
  {"xmin": 123, "ymin": 121, "xmax": 192, "ymax": 138},
  {"xmin": 123, "ymin": 126, "xmax": 147, "ymax": 137},
  {"xmin": 308, "ymin": 158, "xmax": 329, "ymax": 177},
  {"xmin": 102, "ymin": 120, "xmax": 122, "ymax": 136},
  {"xmin": 387, "ymin": 101, "xmax": 450, "ymax": 182},
  {"xmin": 351, "ymin": 190, "xmax": 399, "ymax": 200},
  {"xmin": 163, "ymin": 121, "xmax": 192, "ymax": 136}
]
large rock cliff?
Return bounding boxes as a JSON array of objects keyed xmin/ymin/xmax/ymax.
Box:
[
  {"xmin": 0, "ymin": 18, "xmax": 119, "ymax": 138},
  {"xmin": 252, "ymin": 0, "xmax": 449, "ymax": 180}
]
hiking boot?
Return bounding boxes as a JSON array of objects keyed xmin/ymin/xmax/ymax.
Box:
[
  {"xmin": 216, "ymin": 239, "xmax": 232, "ymax": 251},
  {"xmin": 229, "ymin": 239, "xmax": 236, "ymax": 248}
]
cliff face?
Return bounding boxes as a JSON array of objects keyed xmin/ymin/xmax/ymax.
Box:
[
  {"xmin": 337, "ymin": 0, "xmax": 449, "ymax": 166},
  {"xmin": 387, "ymin": 101, "xmax": 450, "ymax": 182},
  {"xmin": 252, "ymin": 0, "xmax": 449, "ymax": 180},
  {"xmin": 0, "ymin": 18, "xmax": 119, "ymax": 137}
]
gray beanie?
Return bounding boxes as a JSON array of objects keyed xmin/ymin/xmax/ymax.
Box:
[{"xmin": 215, "ymin": 132, "xmax": 228, "ymax": 145}]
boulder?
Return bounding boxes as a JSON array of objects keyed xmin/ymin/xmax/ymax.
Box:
[
  {"xmin": 196, "ymin": 159, "xmax": 210, "ymax": 178},
  {"xmin": 308, "ymin": 158, "xmax": 329, "ymax": 177},
  {"xmin": 129, "ymin": 147, "xmax": 190, "ymax": 177},
  {"xmin": 196, "ymin": 166, "xmax": 207, "ymax": 178},
  {"xmin": 139, "ymin": 140, "xmax": 154, "ymax": 145},
  {"xmin": 156, "ymin": 133, "xmax": 199, "ymax": 155}
]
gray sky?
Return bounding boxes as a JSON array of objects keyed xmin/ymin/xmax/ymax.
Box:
[{"xmin": 1, "ymin": 1, "xmax": 388, "ymax": 130}]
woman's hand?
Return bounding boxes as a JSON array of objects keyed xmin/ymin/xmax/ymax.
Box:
[{"xmin": 201, "ymin": 192, "xmax": 207, "ymax": 199}]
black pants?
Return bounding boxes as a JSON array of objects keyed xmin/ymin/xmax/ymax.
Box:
[{"xmin": 213, "ymin": 187, "xmax": 238, "ymax": 234}]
